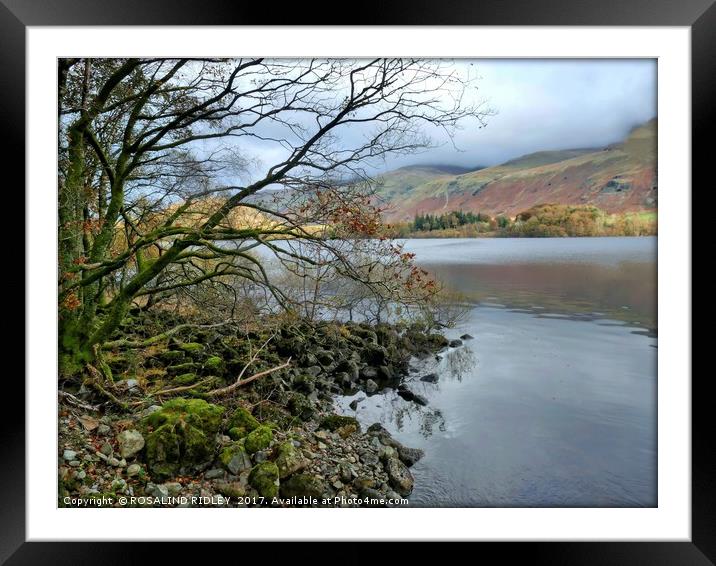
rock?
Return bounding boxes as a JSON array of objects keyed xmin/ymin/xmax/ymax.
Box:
[
  {"xmin": 360, "ymin": 366, "xmax": 379, "ymax": 380},
  {"xmin": 178, "ymin": 342, "xmax": 203, "ymax": 354},
  {"xmin": 126, "ymin": 463, "xmax": 143, "ymax": 477},
  {"xmin": 448, "ymin": 339, "xmax": 463, "ymax": 348},
  {"xmin": 125, "ymin": 379, "xmax": 139, "ymax": 390},
  {"xmin": 367, "ymin": 423, "xmax": 389, "ymax": 435},
  {"xmin": 379, "ymin": 445, "xmax": 398, "ymax": 462},
  {"xmin": 244, "ymin": 426, "xmax": 273, "ymax": 454},
  {"xmin": 164, "ymin": 482, "xmax": 182, "ymax": 496},
  {"xmin": 227, "ymin": 407, "xmax": 260, "ymax": 437},
  {"xmin": 336, "ymin": 424, "xmax": 358, "ymax": 439},
  {"xmin": 305, "ymin": 365, "xmax": 322, "ymax": 377},
  {"xmin": 203, "ymin": 356, "xmax": 224, "ymax": 372},
  {"xmin": 287, "ymin": 393, "xmax": 315, "ymax": 422},
  {"xmin": 397, "ymin": 446, "xmax": 424, "ymax": 467},
  {"xmin": 143, "ymin": 398, "xmax": 225, "ymax": 480},
  {"xmin": 460, "ymin": 334, "xmax": 474, "ymax": 340},
  {"xmin": 293, "ymin": 373, "xmax": 316, "ymax": 393},
  {"xmin": 97, "ymin": 424, "xmax": 111, "ymax": 436},
  {"xmin": 275, "ymin": 442, "xmax": 309, "ymax": 479},
  {"xmin": 248, "ymin": 462, "xmax": 280, "ymax": 499},
  {"xmin": 397, "ymin": 386, "xmax": 428, "ymax": 406},
  {"xmin": 319, "ymin": 414, "xmax": 360, "ymax": 432},
  {"xmin": 365, "ymin": 379, "xmax": 378, "ymax": 394},
  {"xmin": 219, "ymin": 443, "xmax": 252, "ymax": 475},
  {"xmin": 100, "ymin": 443, "xmax": 113, "ymax": 456},
  {"xmin": 108, "ymin": 457, "xmax": 121, "ymax": 467},
  {"xmin": 204, "ymin": 468, "xmax": 225, "ymax": 480},
  {"xmin": 145, "ymin": 482, "xmax": 169, "ymax": 498},
  {"xmin": 348, "ymin": 398, "xmax": 362, "ymax": 411},
  {"xmin": 117, "ymin": 429, "xmax": 145, "ymax": 459},
  {"xmin": 378, "ymin": 365, "xmax": 394, "ymax": 380},
  {"xmin": 63, "ymin": 449, "xmax": 77, "ymax": 461},
  {"xmin": 214, "ymin": 481, "xmax": 245, "ymax": 499},
  {"xmin": 280, "ymin": 473, "xmax": 327, "ymax": 499},
  {"xmin": 385, "ymin": 457, "xmax": 414, "ymax": 496},
  {"xmin": 173, "ymin": 372, "xmax": 198, "ymax": 385},
  {"xmin": 420, "ymin": 373, "xmax": 439, "ymax": 383},
  {"xmin": 69, "ymin": 460, "xmax": 81, "ymax": 467}
]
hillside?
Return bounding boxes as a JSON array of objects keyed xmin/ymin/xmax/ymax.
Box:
[{"xmin": 378, "ymin": 119, "xmax": 657, "ymax": 222}]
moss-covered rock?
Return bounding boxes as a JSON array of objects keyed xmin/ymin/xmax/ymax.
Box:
[
  {"xmin": 166, "ymin": 362, "xmax": 199, "ymax": 376},
  {"xmin": 287, "ymin": 393, "xmax": 315, "ymax": 422},
  {"xmin": 158, "ymin": 350, "xmax": 185, "ymax": 363},
  {"xmin": 279, "ymin": 473, "xmax": 327, "ymax": 499},
  {"xmin": 318, "ymin": 414, "xmax": 360, "ymax": 433},
  {"xmin": 227, "ymin": 427, "xmax": 248, "ymax": 440},
  {"xmin": 173, "ymin": 372, "xmax": 198, "ymax": 385},
  {"xmin": 203, "ymin": 356, "xmax": 224, "ymax": 372},
  {"xmin": 143, "ymin": 398, "xmax": 225, "ymax": 480},
  {"xmin": 244, "ymin": 425, "xmax": 273, "ymax": 454},
  {"xmin": 178, "ymin": 342, "xmax": 204, "ymax": 355},
  {"xmin": 274, "ymin": 442, "xmax": 309, "ymax": 479},
  {"xmin": 219, "ymin": 442, "xmax": 252, "ymax": 475},
  {"xmin": 248, "ymin": 461, "xmax": 279, "ymax": 499},
  {"xmin": 227, "ymin": 407, "xmax": 260, "ymax": 433}
]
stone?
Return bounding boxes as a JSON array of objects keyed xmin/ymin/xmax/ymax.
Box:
[
  {"xmin": 117, "ymin": 429, "xmax": 145, "ymax": 459},
  {"xmin": 219, "ymin": 443, "xmax": 252, "ymax": 475},
  {"xmin": 397, "ymin": 446, "xmax": 424, "ymax": 467},
  {"xmin": 143, "ymin": 398, "xmax": 225, "ymax": 480},
  {"xmin": 111, "ymin": 478, "xmax": 127, "ymax": 493},
  {"xmin": 108, "ymin": 457, "xmax": 121, "ymax": 467},
  {"xmin": 164, "ymin": 482, "xmax": 182, "ymax": 496},
  {"xmin": 448, "ymin": 339, "xmax": 463, "ymax": 348},
  {"xmin": 460, "ymin": 334, "xmax": 474, "ymax": 340},
  {"xmin": 69, "ymin": 460, "xmax": 81, "ymax": 467},
  {"xmin": 365, "ymin": 379, "xmax": 378, "ymax": 394},
  {"xmin": 385, "ymin": 457, "xmax": 414, "ymax": 496},
  {"xmin": 227, "ymin": 407, "xmax": 260, "ymax": 435},
  {"xmin": 204, "ymin": 468, "xmax": 225, "ymax": 480},
  {"xmin": 244, "ymin": 426, "xmax": 273, "ymax": 454},
  {"xmin": 100, "ymin": 442, "xmax": 113, "ymax": 456},
  {"xmin": 248, "ymin": 462, "xmax": 280, "ymax": 499},
  {"xmin": 280, "ymin": 473, "xmax": 326, "ymax": 499},
  {"xmin": 145, "ymin": 482, "xmax": 169, "ymax": 498},
  {"xmin": 275, "ymin": 442, "xmax": 309, "ymax": 479},
  {"xmin": 127, "ymin": 463, "xmax": 142, "ymax": 477},
  {"xmin": 319, "ymin": 414, "xmax": 360, "ymax": 432},
  {"xmin": 63, "ymin": 449, "xmax": 77, "ymax": 461},
  {"xmin": 420, "ymin": 373, "xmax": 439, "ymax": 383},
  {"xmin": 97, "ymin": 424, "xmax": 111, "ymax": 436},
  {"xmin": 360, "ymin": 366, "xmax": 378, "ymax": 380}
]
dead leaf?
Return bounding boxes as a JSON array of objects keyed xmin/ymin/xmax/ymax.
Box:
[{"xmin": 78, "ymin": 415, "xmax": 100, "ymax": 431}]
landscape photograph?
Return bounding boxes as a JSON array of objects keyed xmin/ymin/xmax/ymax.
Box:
[{"xmin": 57, "ymin": 57, "xmax": 657, "ymax": 508}]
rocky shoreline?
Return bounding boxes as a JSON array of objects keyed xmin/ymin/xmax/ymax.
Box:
[{"xmin": 59, "ymin": 316, "xmax": 456, "ymax": 507}]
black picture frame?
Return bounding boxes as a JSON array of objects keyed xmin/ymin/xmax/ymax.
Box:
[{"xmin": 6, "ymin": 1, "xmax": 708, "ymax": 563}]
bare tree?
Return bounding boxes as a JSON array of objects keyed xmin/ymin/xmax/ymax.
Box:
[{"xmin": 58, "ymin": 58, "xmax": 491, "ymax": 376}]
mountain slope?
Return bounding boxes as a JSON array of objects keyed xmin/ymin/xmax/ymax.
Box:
[{"xmin": 379, "ymin": 120, "xmax": 657, "ymax": 221}]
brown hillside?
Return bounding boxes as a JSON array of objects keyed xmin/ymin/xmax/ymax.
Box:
[{"xmin": 380, "ymin": 119, "xmax": 657, "ymax": 221}]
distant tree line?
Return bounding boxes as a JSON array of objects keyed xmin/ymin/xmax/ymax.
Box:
[{"xmin": 386, "ymin": 204, "xmax": 656, "ymax": 238}]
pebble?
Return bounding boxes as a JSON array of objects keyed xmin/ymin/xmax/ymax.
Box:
[
  {"xmin": 63, "ymin": 449, "xmax": 77, "ymax": 461},
  {"xmin": 127, "ymin": 463, "xmax": 142, "ymax": 477},
  {"xmin": 69, "ymin": 460, "xmax": 81, "ymax": 467},
  {"xmin": 97, "ymin": 424, "xmax": 111, "ymax": 436},
  {"xmin": 100, "ymin": 442, "xmax": 113, "ymax": 456},
  {"xmin": 108, "ymin": 457, "xmax": 121, "ymax": 467}
]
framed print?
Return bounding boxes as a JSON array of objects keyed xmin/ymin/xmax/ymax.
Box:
[{"xmin": 8, "ymin": 0, "xmax": 709, "ymax": 563}]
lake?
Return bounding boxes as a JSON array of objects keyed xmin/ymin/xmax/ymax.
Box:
[{"xmin": 335, "ymin": 237, "xmax": 657, "ymax": 507}]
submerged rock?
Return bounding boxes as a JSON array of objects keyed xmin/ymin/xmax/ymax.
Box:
[
  {"xmin": 420, "ymin": 373, "xmax": 439, "ymax": 383},
  {"xmin": 448, "ymin": 339, "xmax": 463, "ymax": 348},
  {"xmin": 460, "ymin": 334, "xmax": 474, "ymax": 340}
]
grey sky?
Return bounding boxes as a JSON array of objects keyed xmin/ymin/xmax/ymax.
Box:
[
  {"xmin": 387, "ymin": 58, "xmax": 657, "ymax": 170},
  {"xmin": 213, "ymin": 58, "xmax": 657, "ymax": 182}
]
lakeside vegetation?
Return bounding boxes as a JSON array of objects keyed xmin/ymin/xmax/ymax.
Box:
[{"xmin": 387, "ymin": 204, "xmax": 657, "ymax": 238}]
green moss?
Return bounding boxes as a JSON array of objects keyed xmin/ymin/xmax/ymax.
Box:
[
  {"xmin": 178, "ymin": 342, "xmax": 203, "ymax": 353},
  {"xmin": 204, "ymin": 356, "xmax": 224, "ymax": 371},
  {"xmin": 219, "ymin": 442, "xmax": 252, "ymax": 474},
  {"xmin": 142, "ymin": 398, "xmax": 225, "ymax": 480},
  {"xmin": 279, "ymin": 473, "xmax": 326, "ymax": 499},
  {"xmin": 228, "ymin": 427, "xmax": 248, "ymax": 440},
  {"xmin": 173, "ymin": 372, "xmax": 198, "ymax": 385},
  {"xmin": 275, "ymin": 442, "xmax": 308, "ymax": 479},
  {"xmin": 227, "ymin": 407, "xmax": 260, "ymax": 433},
  {"xmin": 159, "ymin": 350, "xmax": 185, "ymax": 363},
  {"xmin": 244, "ymin": 425, "xmax": 273, "ymax": 454},
  {"xmin": 318, "ymin": 414, "xmax": 360, "ymax": 432},
  {"xmin": 248, "ymin": 461, "xmax": 279, "ymax": 499}
]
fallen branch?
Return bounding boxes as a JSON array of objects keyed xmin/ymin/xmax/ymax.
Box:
[
  {"xmin": 206, "ymin": 357, "xmax": 291, "ymax": 398},
  {"xmin": 58, "ymin": 390, "xmax": 101, "ymax": 412},
  {"xmin": 85, "ymin": 363, "xmax": 128, "ymax": 410},
  {"xmin": 102, "ymin": 321, "xmax": 234, "ymax": 350}
]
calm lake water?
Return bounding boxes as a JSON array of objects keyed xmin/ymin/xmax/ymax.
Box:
[{"xmin": 335, "ymin": 237, "xmax": 657, "ymax": 507}]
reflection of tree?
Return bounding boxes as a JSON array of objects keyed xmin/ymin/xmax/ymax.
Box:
[
  {"xmin": 419, "ymin": 408, "xmax": 446, "ymax": 438},
  {"xmin": 445, "ymin": 346, "xmax": 476, "ymax": 382}
]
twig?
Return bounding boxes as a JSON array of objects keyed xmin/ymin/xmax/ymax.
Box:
[{"xmin": 206, "ymin": 357, "xmax": 291, "ymax": 398}]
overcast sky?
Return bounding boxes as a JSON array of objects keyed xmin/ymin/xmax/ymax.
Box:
[
  {"xmin": 383, "ymin": 58, "xmax": 657, "ymax": 171},
  {"xmin": 216, "ymin": 58, "xmax": 657, "ymax": 183}
]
